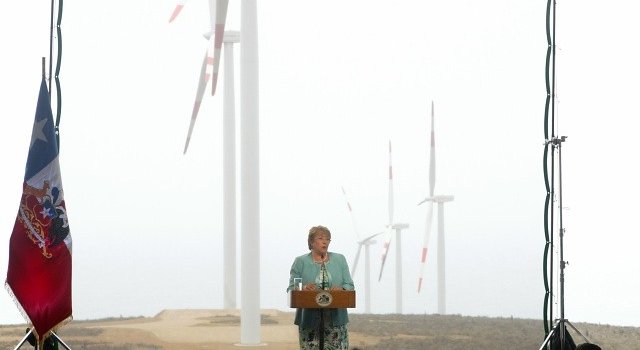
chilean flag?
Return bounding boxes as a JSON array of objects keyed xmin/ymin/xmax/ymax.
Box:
[{"xmin": 5, "ymin": 78, "xmax": 72, "ymax": 342}]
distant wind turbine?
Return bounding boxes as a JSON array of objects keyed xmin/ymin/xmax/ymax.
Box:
[
  {"xmin": 341, "ymin": 186, "xmax": 383, "ymax": 314},
  {"xmin": 417, "ymin": 101, "xmax": 454, "ymax": 315},
  {"xmin": 378, "ymin": 141, "xmax": 410, "ymax": 314}
]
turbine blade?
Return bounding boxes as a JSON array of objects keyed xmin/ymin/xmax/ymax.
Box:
[
  {"xmin": 378, "ymin": 228, "xmax": 393, "ymax": 281},
  {"xmin": 183, "ymin": 49, "xmax": 213, "ymax": 154},
  {"xmin": 210, "ymin": 0, "xmax": 229, "ymax": 96},
  {"xmin": 429, "ymin": 101, "xmax": 436, "ymax": 197},
  {"xmin": 388, "ymin": 140, "xmax": 394, "ymax": 226},
  {"xmin": 418, "ymin": 201, "xmax": 434, "ymax": 293},
  {"xmin": 351, "ymin": 243, "xmax": 363, "ymax": 276},
  {"xmin": 341, "ymin": 186, "xmax": 360, "ymax": 240},
  {"xmin": 168, "ymin": 0, "xmax": 187, "ymax": 23},
  {"xmin": 361, "ymin": 231, "xmax": 384, "ymax": 243}
]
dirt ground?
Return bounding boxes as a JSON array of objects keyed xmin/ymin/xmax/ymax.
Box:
[{"xmin": 0, "ymin": 309, "xmax": 380, "ymax": 349}]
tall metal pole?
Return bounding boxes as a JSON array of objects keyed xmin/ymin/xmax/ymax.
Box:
[
  {"xmin": 549, "ymin": 0, "xmax": 557, "ymax": 333},
  {"xmin": 426, "ymin": 195, "xmax": 452, "ymax": 314},
  {"xmin": 391, "ymin": 223, "xmax": 408, "ymax": 314},
  {"xmin": 395, "ymin": 228, "xmax": 402, "ymax": 313},
  {"xmin": 240, "ymin": 0, "xmax": 261, "ymax": 345},
  {"xmin": 222, "ymin": 32, "xmax": 240, "ymax": 310},
  {"xmin": 558, "ymin": 139, "xmax": 566, "ymax": 350},
  {"xmin": 48, "ymin": 0, "xmax": 55, "ymax": 94},
  {"xmin": 364, "ymin": 241, "xmax": 373, "ymax": 313},
  {"xmin": 437, "ymin": 202, "xmax": 446, "ymax": 314}
]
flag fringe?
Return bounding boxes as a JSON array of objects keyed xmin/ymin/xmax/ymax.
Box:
[
  {"xmin": 4, "ymin": 281, "xmax": 73, "ymax": 344},
  {"xmin": 4, "ymin": 281, "xmax": 31, "ymax": 326}
]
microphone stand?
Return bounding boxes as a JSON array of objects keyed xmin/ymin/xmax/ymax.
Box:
[{"xmin": 319, "ymin": 260, "xmax": 327, "ymax": 350}]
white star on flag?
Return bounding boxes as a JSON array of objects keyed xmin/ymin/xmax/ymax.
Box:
[
  {"xmin": 40, "ymin": 207, "xmax": 51, "ymax": 218},
  {"xmin": 30, "ymin": 118, "xmax": 48, "ymax": 148}
]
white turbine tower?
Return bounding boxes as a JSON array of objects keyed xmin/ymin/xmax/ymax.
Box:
[
  {"xmin": 378, "ymin": 141, "xmax": 409, "ymax": 314},
  {"xmin": 341, "ymin": 187, "xmax": 383, "ymax": 314},
  {"xmin": 417, "ymin": 101, "xmax": 454, "ymax": 315},
  {"xmin": 170, "ymin": 0, "xmax": 262, "ymax": 345}
]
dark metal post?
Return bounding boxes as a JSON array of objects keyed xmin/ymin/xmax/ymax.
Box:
[
  {"xmin": 319, "ymin": 309, "xmax": 325, "ymax": 350},
  {"xmin": 319, "ymin": 263, "xmax": 326, "ymax": 350},
  {"xmin": 558, "ymin": 138, "xmax": 566, "ymax": 350},
  {"xmin": 48, "ymin": 0, "xmax": 55, "ymax": 95},
  {"xmin": 550, "ymin": 0, "xmax": 558, "ymax": 332}
]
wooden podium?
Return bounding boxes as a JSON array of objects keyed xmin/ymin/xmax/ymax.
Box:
[
  {"xmin": 289, "ymin": 290, "xmax": 355, "ymax": 350},
  {"xmin": 289, "ymin": 290, "xmax": 356, "ymax": 309}
]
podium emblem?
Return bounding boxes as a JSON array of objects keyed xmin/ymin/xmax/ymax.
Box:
[{"xmin": 315, "ymin": 291, "xmax": 333, "ymax": 307}]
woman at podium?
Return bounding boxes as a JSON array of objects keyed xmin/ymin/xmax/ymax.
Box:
[{"xmin": 288, "ymin": 225, "xmax": 354, "ymax": 350}]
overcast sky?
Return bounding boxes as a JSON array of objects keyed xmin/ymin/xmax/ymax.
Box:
[{"xmin": 2, "ymin": 1, "xmax": 639, "ymax": 328}]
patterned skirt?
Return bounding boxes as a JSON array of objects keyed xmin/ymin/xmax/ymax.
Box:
[{"xmin": 298, "ymin": 324, "xmax": 349, "ymax": 350}]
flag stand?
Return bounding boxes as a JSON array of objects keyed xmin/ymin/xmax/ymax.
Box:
[
  {"xmin": 538, "ymin": 138, "xmax": 591, "ymax": 350},
  {"xmin": 11, "ymin": 330, "xmax": 31, "ymax": 350},
  {"xmin": 9, "ymin": 0, "xmax": 72, "ymax": 348},
  {"xmin": 12, "ymin": 328, "xmax": 72, "ymax": 350},
  {"xmin": 539, "ymin": 1, "xmax": 594, "ymax": 348}
]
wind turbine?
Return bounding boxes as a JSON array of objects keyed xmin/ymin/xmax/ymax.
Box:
[
  {"xmin": 169, "ymin": 0, "xmax": 263, "ymax": 345},
  {"xmin": 169, "ymin": 0, "xmax": 238, "ymax": 311},
  {"xmin": 341, "ymin": 187, "xmax": 383, "ymax": 314},
  {"xmin": 417, "ymin": 101, "xmax": 454, "ymax": 315},
  {"xmin": 377, "ymin": 141, "xmax": 410, "ymax": 314}
]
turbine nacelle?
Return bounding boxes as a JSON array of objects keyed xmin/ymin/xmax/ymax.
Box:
[
  {"xmin": 357, "ymin": 231, "xmax": 383, "ymax": 246},
  {"xmin": 204, "ymin": 30, "xmax": 240, "ymax": 43},
  {"xmin": 358, "ymin": 239, "xmax": 377, "ymax": 246},
  {"xmin": 418, "ymin": 195, "xmax": 454, "ymax": 206},
  {"xmin": 388, "ymin": 223, "xmax": 409, "ymax": 230}
]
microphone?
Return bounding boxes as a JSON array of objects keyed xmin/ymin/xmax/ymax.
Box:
[{"xmin": 320, "ymin": 262, "xmax": 327, "ymax": 290}]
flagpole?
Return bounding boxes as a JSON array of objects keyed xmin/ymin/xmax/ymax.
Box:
[{"xmin": 48, "ymin": 0, "xmax": 55, "ymax": 95}]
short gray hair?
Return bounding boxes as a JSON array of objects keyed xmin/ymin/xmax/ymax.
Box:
[{"xmin": 307, "ymin": 225, "xmax": 331, "ymax": 250}]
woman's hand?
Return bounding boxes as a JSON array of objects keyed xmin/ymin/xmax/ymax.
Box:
[
  {"xmin": 303, "ymin": 283, "xmax": 317, "ymax": 291},
  {"xmin": 330, "ymin": 286, "xmax": 344, "ymax": 291}
]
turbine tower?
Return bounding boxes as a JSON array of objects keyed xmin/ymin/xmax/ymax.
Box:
[
  {"xmin": 169, "ymin": 0, "xmax": 262, "ymax": 344},
  {"xmin": 378, "ymin": 141, "xmax": 410, "ymax": 314},
  {"xmin": 222, "ymin": 31, "xmax": 240, "ymax": 310},
  {"xmin": 239, "ymin": 0, "xmax": 261, "ymax": 345},
  {"xmin": 341, "ymin": 187, "xmax": 383, "ymax": 314},
  {"xmin": 417, "ymin": 101, "xmax": 454, "ymax": 314}
]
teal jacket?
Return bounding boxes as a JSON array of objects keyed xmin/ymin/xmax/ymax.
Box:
[{"xmin": 287, "ymin": 252, "xmax": 354, "ymax": 329}]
